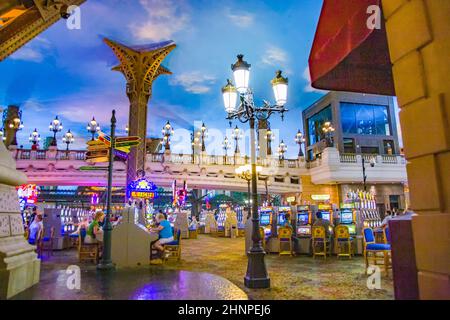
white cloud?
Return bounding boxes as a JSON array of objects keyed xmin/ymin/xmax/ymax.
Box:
[
  {"xmin": 8, "ymin": 36, "xmax": 51, "ymax": 63},
  {"xmin": 227, "ymin": 12, "xmax": 254, "ymax": 28},
  {"xmin": 130, "ymin": 0, "xmax": 190, "ymax": 42},
  {"xmin": 169, "ymin": 71, "xmax": 216, "ymax": 94},
  {"xmin": 261, "ymin": 46, "xmax": 288, "ymax": 68},
  {"xmin": 302, "ymin": 66, "xmax": 327, "ymax": 93}
]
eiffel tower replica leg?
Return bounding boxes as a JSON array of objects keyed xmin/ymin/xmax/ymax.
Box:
[{"xmin": 104, "ymin": 38, "xmax": 176, "ymax": 188}]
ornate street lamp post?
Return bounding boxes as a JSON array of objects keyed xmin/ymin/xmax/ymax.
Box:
[
  {"xmin": 278, "ymin": 140, "xmax": 287, "ymax": 161},
  {"xmin": 265, "ymin": 125, "xmax": 274, "ymax": 156},
  {"xmin": 322, "ymin": 121, "xmax": 335, "ymax": 147},
  {"xmin": 295, "ymin": 130, "xmax": 305, "ymax": 157},
  {"xmin": 199, "ymin": 122, "xmax": 208, "ymax": 152},
  {"xmin": 236, "ymin": 164, "xmax": 262, "ymax": 218},
  {"xmin": 62, "ymin": 129, "xmax": 75, "ymax": 151},
  {"xmin": 221, "ymin": 54, "xmax": 288, "ymax": 289},
  {"xmin": 87, "ymin": 116, "xmax": 100, "ymax": 141},
  {"xmin": 162, "ymin": 120, "xmax": 174, "ymax": 151},
  {"xmin": 29, "ymin": 128, "xmax": 41, "ymax": 150},
  {"xmin": 362, "ymin": 156, "xmax": 376, "ymax": 191},
  {"xmin": 49, "ymin": 116, "xmax": 63, "ymax": 147},
  {"xmin": 2, "ymin": 107, "xmax": 24, "ymax": 147},
  {"xmin": 222, "ymin": 136, "xmax": 230, "ymax": 164},
  {"xmin": 231, "ymin": 125, "xmax": 242, "ymax": 154}
]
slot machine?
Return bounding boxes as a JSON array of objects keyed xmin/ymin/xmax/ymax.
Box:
[
  {"xmin": 295, "ymin": 205, "xmax": 312, "ymax": 237},
  {"xmin": 339, "ymin": 203, "xmax": 357, "ymax": 235},
  {"xmin": 259, "ymin": 207, "xmax": 273, "ymax": 237},
  {"xmin": 217, "ymin": 204, "xmax": 228, "ymax": 228},
  {"xmin": 293, "ymin": 205, "xmax": 312, "ymax": 254},
  {"xmin": 276, "ymin": 206, "xmax": 292, "ymax": 232},
  {"xmin": 316, "ymin": 204, "xmax": 334, "ymax": 225}
]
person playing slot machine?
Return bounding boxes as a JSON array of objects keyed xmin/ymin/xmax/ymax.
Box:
[
  {"xmin": 150, "ymin": 213, "xmax": 174, "ymax": 258},
  {"xmin": 313, "ymin": 211, "xmax": 334, "ymax": 240},
  {"xmin": 282, "ymin": 213, "xmax": 294, "ymax": 232}
]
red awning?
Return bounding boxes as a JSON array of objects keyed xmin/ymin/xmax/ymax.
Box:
[{"xmin": 308, "ymin": 0, "xmax": 395, "ymax": 96}]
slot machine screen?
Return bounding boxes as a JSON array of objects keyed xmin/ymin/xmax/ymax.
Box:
[
  {"xmin": 277, "ymin": 213, "xmax": 286, "ymax": 225},
  {"xmin": 297, "ymin": 226, "xmax": 311, "ymax": 235},
  {"xmin": 260, "ymin": 213, "xmax": 270, "ymax": 226},
  {"xmin": 340, "ymin": 210, "xmax": 353, "ymax": 224},
  {"xmin": 297, "ymin": 213, "xmax": 309, "ymax": 225},
  {"xmin": 321, "ymin": 212, "xmax": 331, "ymax": 222},
  {"xmin": 347, "ymin": 224, "xmax": 356, "ymax": 235}
]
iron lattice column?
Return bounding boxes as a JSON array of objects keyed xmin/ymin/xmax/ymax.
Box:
[{"xmin": 104, "ymin": 38, "xmax": 176, "ymax": 187}]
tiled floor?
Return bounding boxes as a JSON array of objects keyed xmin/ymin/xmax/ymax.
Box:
[{"xmin": 13, "ymin": 234, "xmax": 394, "ymax": 300}]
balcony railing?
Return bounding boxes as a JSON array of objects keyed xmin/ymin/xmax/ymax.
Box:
[{"xmin": 340, "ymin": 153, "xmax": 357, "ymax": 163}]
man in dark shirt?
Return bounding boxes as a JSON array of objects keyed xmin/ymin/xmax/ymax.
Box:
[{"xmin": 313, "ymin": 211, "xmax": 333, "ymax": 238}]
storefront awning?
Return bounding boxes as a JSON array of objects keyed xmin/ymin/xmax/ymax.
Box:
[{"xmin": 308, "ymin": 0, "xmax": 395, "ymax": 96}]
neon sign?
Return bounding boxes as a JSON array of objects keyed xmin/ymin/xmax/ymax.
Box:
[
  {"xmin": 17, "ymin": 184, "xmax": 38, "ymax": 210},
  {"xmin": 127, "ymin": 177, "xmax": 158, "ymax": 200}
]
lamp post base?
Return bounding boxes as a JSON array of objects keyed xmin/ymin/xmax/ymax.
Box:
[
  {"xmin": 97, "ymin": 261, "xmax": 115, "ymax": 271},
  {"xmin": 244, "ymin": 250, "xmax": 270, "ymax": 289}
]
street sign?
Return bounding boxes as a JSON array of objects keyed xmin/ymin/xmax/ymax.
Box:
[
  {"xmin": 79, "ymin": 166, "xmax": 109, "ymax": 171},
  {"xmin": 86, "ymin": 149, "xmax": 109, "ymax": 158},
  {"xmin": 113, "ymin": 149, "xmax": 128, "ymax": 160},
  {"xmin": 115, "ymin": 136, "xmax": 141, "ymax": 148},
  {"xmin": 99, "ymin": 135, "xmax": 111, "ymax": 147}
]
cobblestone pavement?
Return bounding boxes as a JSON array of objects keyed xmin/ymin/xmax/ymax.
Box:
[{"xmin": 160, "ymin": 235, "xmax": 394, "ymax": 300}]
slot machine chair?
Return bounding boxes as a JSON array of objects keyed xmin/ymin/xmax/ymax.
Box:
[
  {"xmin": 77, "ymin": 228, "xmax": 99, "ymax": 264},
  {"xmin": 41, "ymin": 227, "xmax": 55, "ymax": 258},
  {"xmin": 278, "ymin": 227, "xmax": 293, "ymax": 256},
  {"xmin": 363, "ymin": 228, "xmax": 391, "ymax": 275},
  {"xmin": 383, "ymin": 227, "xmax": 390, "ymax": 244},
  {"xmin": 312, "ymin": 226, "xmax": 331, "ymax": 259},
  {"xmin": 334, "ymin": 225, "xmax": 353, "ymax": 259},
  {"xmin": 164, "ymin": 229, "xmax": 182, "ymax": 261}
]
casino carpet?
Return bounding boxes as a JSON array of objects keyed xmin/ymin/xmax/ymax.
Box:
[
  {"xmin": 13, "ymin": 234, "xmax": 394, "ymax": 300},
  {"xmin": 161, "ymin": 234, "xmax": 394, "ymax": 300}
]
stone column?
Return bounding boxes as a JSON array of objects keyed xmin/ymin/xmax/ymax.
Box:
[
  {"xmin": 0, "ymin": 140, "xmax": 40, "ymax": 299},
  {"xmin": 383, "ymin": 0, "xmax": 450, "ymax": 299}
]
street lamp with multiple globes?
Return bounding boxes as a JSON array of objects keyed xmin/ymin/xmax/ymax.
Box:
[
  {"xmin": 235, "ymin": 164, "xmax": 262, "ymax": 217},
  {"xmin": 278, "ymin": 140, "xmax": 287, "ymax": 161},
  {"xmin": 198, "ymin": 122, "xmax": 208, "ymax": 152},
  {"xmin": 62, "ymin": 129, "xmax": 75, "ymax": 151},
  {"xmin": 87, "ymin": 117, "xmax": 100, "ymax": 141},
  {"xmin": 265, "ymin": 125, "xmax": 274, "ymax": 156},
  {"xmin": 222, "ymin": 136, "xmax": 231, "ymax": 164},
  {"xmin": 49, "ymin": 116, "xmax": 63, "ymax": 147},
  {"xmin": 29, "ymin": 128, "xmax": 41, "ymax": 150},
  {"xmin": 3, "ymin": 108, "xmax": 24, "ymax": 146},
  {"xmin": 162, "ymin": 120, "xmax": 174, "ymax": 151},
  {"xmin": 322, "ymin": 121, "xmax": 335, "ymax": 147},
  {"xmin": 295, "ymin": 130, "xmax": 305, "ymax": 157},
  {"xmin": 231, "ymin": 125, "xmax": 242, "ymax": 154},
  {"xmin": 221, "ymin": 54, "xmax": 288, "ymax": 289}
]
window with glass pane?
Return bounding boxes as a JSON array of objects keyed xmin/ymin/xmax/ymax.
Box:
[
  {"xmin": 340, "ymin": 102, "xmax": 391, "ymax": 135},
  {"xmin": 307, "ymin": 105, "xmax": 332, "ymax": 144},
  {"xmin": 343, "ymin": 138, "xmax": 355, "ymax": 153}
]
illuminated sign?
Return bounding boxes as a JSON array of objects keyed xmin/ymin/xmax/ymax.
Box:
[
  {"xmin": 311, "ymin": 194, "xmax": 330, "ymax": 201},
  {"xmin": 127, "ymin": 178, "xmax": 158, "ymax": 200},
  {"xmin": 286, "ymin": 196, "xmax": 296, "ymax": 203},
  {"xmin": 17, "ymin": 184, "xmax": 38, "ymax": 206}
]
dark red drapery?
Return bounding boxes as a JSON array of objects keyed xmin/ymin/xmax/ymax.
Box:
[{"xmin": 308, "ymin": 0, "xmax": 395, "ymax": 96}]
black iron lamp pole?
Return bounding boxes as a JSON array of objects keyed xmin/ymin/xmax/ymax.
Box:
[
  {"xmin": 221, "ymin": 54, "xmax": 288, "ymax": 289},
  {"xmin": 98, "ymin": 109, "xmax": 116, "ymax": 271}
]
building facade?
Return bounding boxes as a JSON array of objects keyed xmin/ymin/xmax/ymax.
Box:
[{"xmin": 302, "ymin": 92, "xmax": 406, "ymax": 215}]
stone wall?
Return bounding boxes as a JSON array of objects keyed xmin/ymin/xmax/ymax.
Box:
[{"xmin": 382, "ymin": 0, "xmax": 450, "ymax": 299}]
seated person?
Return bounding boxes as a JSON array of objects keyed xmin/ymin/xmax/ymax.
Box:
[
  {"xmin": 150, "ymin": 213, "xmax": 174, "ymax": 256},
  {"xmin": 189, "ymin": 216, "xmax": 199, "ymax": 230},
  {"xmin": 282, "ymin": 213, "xmax": 294, "ymax": 230},
  {"xmin": 380, "ymin": 210, "xmax": 393, "ymax": 229},
  {"xmin": 84, "ymin": 210, "xmax": 105, "ymax": 244},
  {"xmin": 313, "ymin": 211, "xmax": 333, "ymax": 239},
  {"xmin": 28, "ymin": 214, "xmax": 44, "ymax": 245}
]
